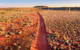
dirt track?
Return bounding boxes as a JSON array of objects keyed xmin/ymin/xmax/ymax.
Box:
[{"xmin": 32, "ymin": 12, "xmax": 50, "ymax": 50}]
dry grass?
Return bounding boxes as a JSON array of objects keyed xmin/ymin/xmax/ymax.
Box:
[
  {"xmin": 0, "ymin": 8, "xmax": 41, "ymax": 22},
  {"xmin": 0, "ymin": 8, "xmax": 39, "ymax": 50}
]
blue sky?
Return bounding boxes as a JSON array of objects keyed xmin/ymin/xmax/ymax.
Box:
[{"xmin": 0, "ymin": 0, "xmax": 80, "ymax": 7}]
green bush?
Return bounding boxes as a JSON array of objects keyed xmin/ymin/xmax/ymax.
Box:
[{"xmin": 1, "ymin": 12, "xmax": 5, "ymax": 14}]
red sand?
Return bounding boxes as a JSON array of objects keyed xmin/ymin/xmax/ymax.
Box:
[
  {"xmin": 31, "ymin": 12, "xmax": 50, "ymax": 50},
  {"xmin": 0, "ymin": 12, "xmax": 38, "ymax": 47},
  {"xmin": 0, "ymin": 12, "xmax": 50, "ymax": 50}
]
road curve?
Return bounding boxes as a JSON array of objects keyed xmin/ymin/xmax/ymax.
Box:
[{"xmin": 31, "ymin": 12, "xmax": 50, "ymax": 50}]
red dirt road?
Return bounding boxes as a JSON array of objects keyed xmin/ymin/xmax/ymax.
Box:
[{"xmin": 31, "ymin": 12, "xmax": 50, "ymax": 50}]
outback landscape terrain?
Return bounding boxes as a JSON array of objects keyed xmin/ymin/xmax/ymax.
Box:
[
  {"xmin": 40, "ymin": 10, "xmax": 80, "ymax": 50},
  {"xmin": 0, "ymin": 8, "xmax": 80, "ymax": 50},
  {"xmin": 0, "ymin": 8, "xmax": 39, "ymax": 50},
  {"xmin": 0, "ymin": 8, "xmax": 39, "ymax": 22}
]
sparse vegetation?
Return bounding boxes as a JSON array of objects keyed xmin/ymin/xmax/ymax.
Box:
[
  {"xmin": 0, "ymin": 8, "xmax": 39, "ymax": 50},
  {"xmin": 1, "ymin": 12, "xmax": 5, "ymax": 14},
  {"xmin": 0, "ymin": 8, "xmax": 80, "ymax": 50},
  {"xmin": 40, "ymin": 10, "xmax": 80, "ymax": 50}
]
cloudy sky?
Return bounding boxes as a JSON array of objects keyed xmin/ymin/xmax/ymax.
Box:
[{"xmin": 0, "ymin": 0, "xmax": 80, "ymax": 8}]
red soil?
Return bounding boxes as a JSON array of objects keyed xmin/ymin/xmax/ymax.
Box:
[
  {"xmin": 0, "ymin": 12, "xmax": 50, "ymax": 50},
  {"xmin": 31, "ymin": 12, "xmax": 50, "ymax": 50},
  {"xmin": 0, "ymin": 12, "xmax": 38, "ymax": 49}
]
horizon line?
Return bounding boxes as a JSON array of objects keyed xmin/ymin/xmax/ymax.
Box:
[{"xmin": 0, "ymin": 6, "xmax": 80, "ymax": 8}]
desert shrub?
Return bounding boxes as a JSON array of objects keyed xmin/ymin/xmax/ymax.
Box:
[{"xmin": 1, "ymin": 12, "xmax": 5, "ymax": 14}]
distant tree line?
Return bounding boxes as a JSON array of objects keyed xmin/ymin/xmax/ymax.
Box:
[
  {"xmin": 34, "ymin": 6, "xmax": 48, "ymax": 8},
  {"xmin": 34, "ymin": 6, "xmax": 80, "ymax": 10}
]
